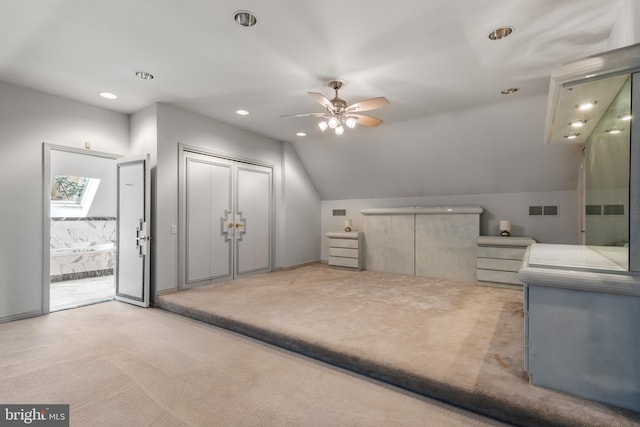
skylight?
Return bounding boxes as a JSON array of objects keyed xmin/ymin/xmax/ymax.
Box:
[{"xmin": 51, "ymin": 175, "xmax": 101, "ymax": 217}]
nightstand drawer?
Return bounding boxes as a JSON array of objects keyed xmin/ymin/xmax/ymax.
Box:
[
  {"xmin": 329, "ymin": 247, "xmax": 359, "ymax": 258},
  {"xmin": 477, "ymin": 269, "xmax": 522, "ymax": 285},
  {"xmin": 329, "ymin": 256, "xmax": 360, "ymax": 268},
  {"xmin": 329, "ymin": 238, "xmax": 359, "ymax": 249},
  {"xmin": 477, "ymin": 247, "xmax": 527, "ymax": 260},
  {"xmin": 477, "ymin": 258, "xmax": 522, "ymax": 272}
]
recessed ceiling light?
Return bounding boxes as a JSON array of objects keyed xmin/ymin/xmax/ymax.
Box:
[
  {"xmin": 500, "ymin": 87, "xmax": 519, "ymax": 95},
  {"xmin": 99, "ymin": 92, "xmax": 117, "ymax": 99},
  {"xmin": 233, "ymin": 10, "xmax": 257, "ymax": 27},
  {"xmin": 606, "ymin": 128, "xmax": 623, "ymax": 134},
  {"xmin": 296, "ymin": 132, "xmax": 306, "ymax": 137},
  {"xmin": 135, "ymin": 71, "xmax": 154, "ymax": 80},
  {"xmin": 569, "ymin": 120, "xmax": 586, "ymax": 128},
  {"xmin": 564, "ymin": 133, "xmax": 580, "ymax": 140},
  {"xmin": 576, "ymin": 101, "xmax": 597, "ymax": 111},
  {"xmin": 620, "ymin": 113, "xmax": 632, "ymax": 121},
  {"xmin": 488, "ymin": 26, "xmax": 514, "ymax": 40},
  {"xmin": 236, "ymin": 109, "xmax": 249, "ymax": 116}
]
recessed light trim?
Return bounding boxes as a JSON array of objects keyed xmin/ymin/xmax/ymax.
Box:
[
  {"xmin": 620, "ymin": 113, "xmax": 632, "ymax": 121},
  {"xmin": 99, "ymin": 92, "xmax": 117, "ymax": 99},
  {"xmin": 488, "ymin": 26, "xmax": 514, "ymax": 40},
  {"xmin": 606, "ymin": 128, "xmax": 624, "ymax": 134},
  {"xmin": 236, "ymin": 109, "xmax": 249, "ymax": 116},
  {"xmin": 135, "ymin": 70, "xmax": 154, "ymax": 80},
  {"xmin": 233, "ymin": 10, "xmax": 257, "ymax": 27},
  {"xmin": 500, "ymin": 87, "xmax": 519, "ymax": 95},
  {"xmin": 564, "ymin": 133, "xmax": 580, "ymax": 140},
  {"xmin": 296, "ymin": 132, "xmax": 306, "ymax": 137},
  {"xmin": 569, "ymin": 120, "xmax": 586, "ymax": 128}
]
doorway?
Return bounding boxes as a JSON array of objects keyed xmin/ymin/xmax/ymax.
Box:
[
  {"xmin": 179, "ymin": 146, "xmax": 273, "ymax": 289},
  {"xmin": 43, "ymin": 145, "xmax": 151, "ymax": 312},
  {"xmin": 45, "ymin": 146, "xmax": 118, "ymax": 312}
]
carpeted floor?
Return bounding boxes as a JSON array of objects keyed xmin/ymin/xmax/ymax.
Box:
[
  {"xmin": 0, "ymin": 301, "xmax": 510, "ymax": 426},
  {"xmin": 156, "ymin": 263, "xmax": 640, "ymax": 427}
]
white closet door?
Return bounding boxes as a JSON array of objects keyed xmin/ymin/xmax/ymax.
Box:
[
  {"xmin": 235, "ymin": 163, "xmax": 272, "ymax": 276},
  {"xmin": 185, "ymin": 155, "xmax": 232, "ymax": 285}
]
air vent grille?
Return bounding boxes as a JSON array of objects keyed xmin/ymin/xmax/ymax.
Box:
[
  {"xmin": 332, "ymin": 209, "xmax": 346, "ymax": 217},
  {"xmin": 529, "ymin": 205, "xmax": 559, "ymax": 216}
]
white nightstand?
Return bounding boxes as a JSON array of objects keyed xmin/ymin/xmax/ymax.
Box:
[
  {"xmin": 476, "ymin": 236, "xmax": 535, "ymax": 289},
  {"xmin": 326, "ymin": 232, "xmax": 363, "ymax": 270}
]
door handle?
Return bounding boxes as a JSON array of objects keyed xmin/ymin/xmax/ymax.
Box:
[
  {"xmin": 235, "ymin": 223, "xmax": 244, "ymax": 228},
  {"xmin": 228, "ymin": 223, "xmax": 234, "ymax": 228}
]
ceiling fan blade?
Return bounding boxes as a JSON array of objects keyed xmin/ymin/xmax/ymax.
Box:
[
  {"xmin": 280, "ymin": 112, "xmax": 328, "ymax": 118},
  {"xmin": 346, "ymin": 97, "xmax": 390, "ymax": 113},
  {"xmin": 307, "ymin": 92, "xmax": 334, "ymax": 111},
  {"xmin": 348, "ymin": 114, "xmax": 383, "ymax": 127}
]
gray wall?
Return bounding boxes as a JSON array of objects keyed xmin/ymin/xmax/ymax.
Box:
[
  {"xmin": 154, "ymin": 103, "xmax": 321, "ymax": 295},
  {"xmin": 321, "ymin": 191, "xmax": 579, "ymax": 261},
  {"xmin": 0, "ymin": 81, "xmax": 129, "ymax": 322}
]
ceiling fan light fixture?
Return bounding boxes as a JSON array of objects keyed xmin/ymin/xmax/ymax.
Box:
[
  {"xmin": 345, "ymin": 117, "xmax": 357, "ymax": 128},
  {"xmin": 318, "ymin": 121, "xmax": 328, "ymax": 132},
  {"xmin": 328, "ymin": 117, "xmax": 340, "ymax": 129},
  {"xmin": 335, "ymin": 125, "xmax": 345, "ymax": 136},
  {"xmin": 233, "ymin": 10, "xmax": 257, "ymax": 27}
]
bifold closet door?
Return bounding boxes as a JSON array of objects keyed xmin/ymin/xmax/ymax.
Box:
[
  {"xmin": 185, "ymin": 155, "xmax": 233, "ymax": 284},
  {"xmin": 235, "ymin": 163, "xmax": 272, "ymax": 276}
]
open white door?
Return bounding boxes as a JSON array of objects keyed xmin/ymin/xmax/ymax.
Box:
[{"xmin": 116, "ymin": 154, "xmax": 150, "ymax": 307}]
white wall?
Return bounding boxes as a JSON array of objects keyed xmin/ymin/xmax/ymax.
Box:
[
  {"xmin": 154, "ymin": 103, "xmax": 320, "ymax": 295},
  {"xmin": 0, "ymin": 81, "xmax": 129, "ymax": 322},
  {"xmin": 321, "ymin": 191, "xmax": 579, "ymax": 262},
  {"xmin": 282, "ymin": 142, "xmax": 321, "ymax": 267}
]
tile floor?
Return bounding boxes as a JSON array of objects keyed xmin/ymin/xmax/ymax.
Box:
[{"xmin": 49, "ymin": 275, "xmax": 115, "ymax": 312}]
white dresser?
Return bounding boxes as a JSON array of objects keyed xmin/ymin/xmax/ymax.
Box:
[
  {"xmin": 476, "ymin": 236, "xmax": 535, "ymax": 288},
  {"xmin": 326, "ymin": 232, "xmax": 363, "ymax": 270}
]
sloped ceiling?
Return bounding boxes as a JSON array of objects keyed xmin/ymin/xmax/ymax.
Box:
[{"xmin": 0, "ymin": 0, "xmax": 634, "ymax": 199}]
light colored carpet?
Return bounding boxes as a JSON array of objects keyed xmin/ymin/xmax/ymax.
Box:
[
  {"xmin": 156, "ymin": 263, "xmax": 640, "ymax": 427},
  {"xmin": 0, "ymin": 301, "xmax": 510, "ymax": 427}
]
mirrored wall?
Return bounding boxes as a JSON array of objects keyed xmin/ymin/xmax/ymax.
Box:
[{"xmin": 584, "ymin": 76, "xmax": 631, "ymax": 269}]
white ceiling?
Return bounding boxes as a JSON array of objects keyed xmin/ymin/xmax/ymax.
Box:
[{"xmin": 0, "ymin": 0, "xmax": 633, "ymax": 199}]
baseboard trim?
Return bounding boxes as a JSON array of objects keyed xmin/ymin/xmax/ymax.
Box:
[
  {"xmin": 275, "ymin": 260, "xmax": 321, "ymax": 271},
  {"xmin": 0, "ymin": 310, "xmax": 43, "ymax": 324}
]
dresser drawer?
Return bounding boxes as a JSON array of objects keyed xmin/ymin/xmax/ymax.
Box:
[
  {"xmin": 329, "ymin": 247, "xmax": 359, "ymax": 258},
  {"xmin": 329, "ymin": 238, "xmax": 359, "ymax": 249}
]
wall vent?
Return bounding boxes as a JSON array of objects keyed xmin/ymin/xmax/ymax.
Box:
[
  {"xmin": 332, "ymin": 209, "xmax": 346, "ymax": 217},
  {"xmin": 603, "ymin": 204, "xmax": 624, "ymax": 215},
  {"xmin": 529, "ymin": 205, "xmax": 559, "ymax": 216},
  {"xmin": 529, "ymin": 206, "xmax": 543, "ymax": 216},
  {"xmin": 585, "ymin": 205, "xmax": 602, "ymax": 216}
]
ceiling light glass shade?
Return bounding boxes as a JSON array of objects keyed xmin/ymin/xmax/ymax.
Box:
[
  {"xmin": 570, "ymin": 120, "xmax": 585, "ymax": 128},
  {"xmin": 335, "ymin": 125, "xmax": 345, "ymax": 135},
  {"xmin": 621, "ymin": 113, "xmax": 632, "ymax": 121},
  {"xmin": 345, "ymin": 117, "xmax": 357, "ymax": 128},
  {"xmin": 328, "ymin": 117, "xmax": 339, "ymax": 129},
  {"xmin": 236, "ymin": 109, "xmax": 249, "ymax": 115},
  {"xmin": 606, "ymin": 128, "xmax": 623, "ymax": 134},
  {"xmin": 318, "ymin": 121, "xmax": 328, "ymax": 132},
  {"xmin": 564, "ymin": 133, "xmax": 580, "ymax": 140}
]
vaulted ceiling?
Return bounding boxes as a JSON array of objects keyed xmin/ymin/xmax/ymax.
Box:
[{"xmin": 1, "ymin": 0, "xmax": 635, "ymax": 199}]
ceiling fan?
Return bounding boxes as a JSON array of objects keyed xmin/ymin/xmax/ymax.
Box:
[{"xmin": 282, "ymin": 80, "xmax": 390, "ymax": 135}]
